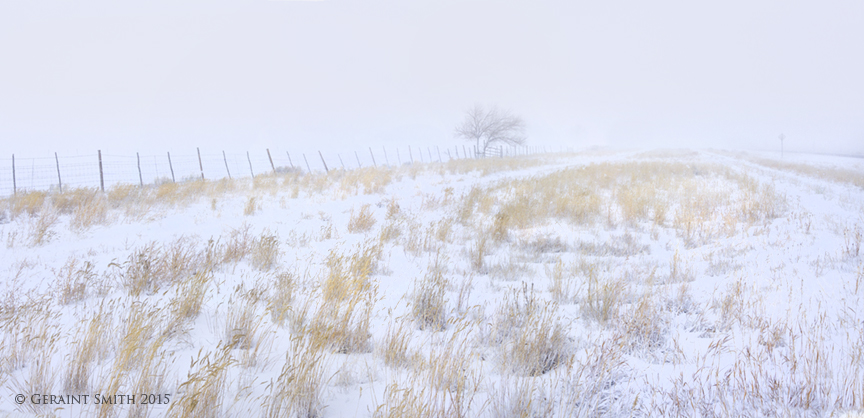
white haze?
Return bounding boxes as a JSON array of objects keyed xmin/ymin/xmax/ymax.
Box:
[{"xmin": 1, "ymin": 0, "xmax": 862, "ymax": 157}]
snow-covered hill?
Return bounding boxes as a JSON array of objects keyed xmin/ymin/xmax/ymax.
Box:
[{"xmin": 1, "ymin": 149, "xmax": 862, "ymax": 417}]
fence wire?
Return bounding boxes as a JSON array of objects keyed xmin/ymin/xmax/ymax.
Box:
[{"xmin": 0, "ymin": 145, "xmax": 554, "ymax": 197}]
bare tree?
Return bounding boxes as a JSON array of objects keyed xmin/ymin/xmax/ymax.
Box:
[{"xmin": 455, "ymin": 104, "xmax": 526, "ymax": 156}]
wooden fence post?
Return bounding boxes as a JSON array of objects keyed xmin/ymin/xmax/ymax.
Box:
[
  {"xmin": 339, "ymin": 154, "xmax": 345, "ymax": 170},
  {"xmin": 397, "ymin": 148, "xmax": 401, "ymax": 165},
  {"xmin": 383, "ymin": 146, "xmax": 389, "ymax": 166},
  {"xmin": 197, "ymin": 147, "xmax": 204, "ymax": 180},
  {"xmin": 54, "ymin": 152, "xmax": 62, "ymax": 193},
  {"xmin": 436, "ymin": 146, "xmax": 441, "ymax": 162},
  {"xmin": 137, "ymin": 152, "xmax": 143, "ymax": 188},
  {"xmin": 355, "ymin": 151, "xmax": 362, "ymax": 168},
  {"xmin": 11, "ymin": 154, "xmax": 16, "ymax": 195},
  {"xmin": 369, "ymin": 147, "xmax": 377, "ymax": 167},
  {"xmin": 463, "ymin": 145, "xmax": 467, "ymax": 159},
  {"xmin": 167, "ymin": 152, "xmax": 176, "ymax": 183},
  {"xmin": 303, "ymin": 153, "xmax": 312, "ymax": 174},
  {"xmin": 267, "ymin": 148, "xmax": 276, "ymax": 174},
  {"xmin": 223, "ymin": 151, "xmax": 231, "ymax": 179},
  {"xmin": 98, "ymin": 150, "xmax": 104, "ymax": 192},
  {"xmin": 318, "ymin": 151, "xmax": 329, "ymax": 173},
  {"xmin": 447, "ymin": 149, "xmax": 452, "ymax": 161},
  {"xmin": 286, "ymin": 152, "xmax": 294, "ymax": 169},
  {"xmin": 247, "ymin": 151, "xmax": 255, "ymax": 178},
  {"xmin": 427, "ymin": 147, "xmax": 432, "ymax": 162},
  {"xmin": 408, "ymin": 146, "xmax": 413, "ymax": 164}
]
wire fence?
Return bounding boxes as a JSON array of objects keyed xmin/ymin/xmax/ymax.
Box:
[{"xmin": 0, "ymin": 144, "xmax": 558, "ymax": 197}]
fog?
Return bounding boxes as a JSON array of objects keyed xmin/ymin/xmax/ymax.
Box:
[{"xmin": 1, "ymin": 0, "xmax": 862, "ymax": 157}]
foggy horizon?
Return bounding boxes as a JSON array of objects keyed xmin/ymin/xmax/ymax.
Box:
[{"xmin": 1, "ymin": 0, "xmax": 862, "ymax": 158}]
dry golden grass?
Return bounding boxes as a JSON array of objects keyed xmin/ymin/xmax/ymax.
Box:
[
  {"xmin": 264, "ymin": 336, "xmax": 328, "ymax": 418},
  {"xmin": 308, "ymin": 244, "xmax": 379, "ymax": 353},
  {"xmin": 411, "ymin": 255, "xmax": 449, "ymax": 331},
  {"xmin": 55, "ymin": 257, "xmax": 97, "ymax": 305},
  {"xmin": 489, "ymin": 284, "xmax": 573, "ymax": 376},
  {"xmin": 265, "ymin": 270, "xmax": 295, "ymax": 326},
  {"xmin": 169, "ymin": 342, "xmax": 235, "ymax": 418},
  {"xmin": 347, "ymin": 204, "xmax": 377, "ymax": 233},
  {"xmin": 250, "ymin": 230, "xmax": 280, "ymax": 271}
]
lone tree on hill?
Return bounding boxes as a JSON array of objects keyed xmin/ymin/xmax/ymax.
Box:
[{"xmin": 455, "ymin": 104, "xmax": 526, "ymax": 156}]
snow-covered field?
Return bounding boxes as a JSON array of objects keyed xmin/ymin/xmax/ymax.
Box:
[{"xmin": 1, "ymin": 149, "xmax": 862, "ymax": 418}]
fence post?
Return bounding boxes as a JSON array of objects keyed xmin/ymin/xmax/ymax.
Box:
[
  {"xmin": 463, "ymin": 145, "xmax": 467, "ymax": 159},
  {"xmin": 54, "ymin": 152, "xmax": 62, "ymax": 193},
  {"xmin": 286, "ymin": 152, "xmax": 294, "ymax": 169},
  {"xmin": 223, "ymin": 151, "xmax": 231, "ymax": 179},
  {"xmin": 339, "ymin": 154, "xmax": 345, "ymax": 170},
  {"xmin": 419, "ymin": 148, "xmax": 424, "ymax": 163},
  {"xmin": 436, "ymin": 146, "xmax": 441, "ymax": 162},
  {"xmin": 397, "ymin": 148, "xmax": 401, "ymax": 165},
  {"xmin": 137, "ymin": 152, "xmax": 143, "ymax": 188},
  {"xmin": 247, "ymin": 151, "xmax": 255, "ymax": 178},
  {"xmin": 318, "ymin": 151, "xmax": 329, "ymax": 173},
  {"xmin": 11, "ymin": 154, "xmax": 16, "ymax": 195},
  {"xmin": 447, "ymin": 149, "xmax": 452, "ymax": 161},
  {"xmin": 408, "ymin": 146, "xmax": 413, "ymax": 164},
  {"xmin": 427, "ymin": 147, "xmax": 432, "ymax": 162},
  {"xmin": 303, "ymin": 153, "xmax": 312, "ymax": 174},
  {"xmin": 383, "ymin": 146, "xmax": 389, "ymax": 166},
  {"xmin": 97, "ymin": 150, "xmax": 104, "ymax": 192},
  {"xmin": 369, "ymin": 147, "xmax": 377, "ymax": 167},
  {"xmin": 167, "ymin": 152, "xmax": 176, "ymax": 183},
  {"xmin": 355, "ymin": 151, "xmax": 362, "ymax": 168},
  {"xmin": 267, "ymin": 148, "xmax": 276, "ymax": 174},
  {"xmin": 197, "ymin": 147, "xmax": 204, "ymax": 180}
]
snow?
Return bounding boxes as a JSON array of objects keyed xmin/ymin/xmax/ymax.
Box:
[{"xmin": 1, "ymin": 149, "xmax": 862, "ymax": 417}]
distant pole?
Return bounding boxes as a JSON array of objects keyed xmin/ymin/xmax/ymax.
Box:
[
  {"xmin": 286, "ymin": 152, "xmax": 294, "ymax": 169},
  {"xmin": 98, "ymin": 150, "xmax": 104, "ymax": 192},
  {"xmin": 427, "ymin": 147, "xmax": 432, "ymax": 162},
  {"xmin": 303, "ymin": 153, "xmax": 312, "ymax": 174},
  {"xmin": 267, "ymin": 148, "xmax": 276, "ymax": 174},
  {"xmin": 436, "ymin": 146, "xmax": 441, "ymax": 162},
  {"xmin": 397, "ymin": 148, "xmax": 402, "ymax": 165},
  {"xmin": 318, "ymin": 150, "xmax": 329, "ymax": 173},
  {"xmin": 355, "ymin": 151, "xmax": 362, "ymax": 168},
  {"xmin": 419, "ymin": 148, "xmax": 424, "ymax": 163},
  {"xmin": 463, "ymin": 145, "xmax": 467, "ymax": 159},
  {"xmin": 408, "ymin": 146, "xmax": 414, "ymax": 164},
  {"xmin": 11, "ymin": 154, "xmax": 16, "ymax": 195},
  {"xmin": 223, "ymin": 151, "xmax": 231, "ymax": 179},
  {"xmin": 779, "ymin": 133, "xmax": 785, "ymax": 158},
  {"xmin": 54, "ymin": 152, "xmax": 62, "ymax": 193},
  {"xmin": 339, "ymin": 154, "xmax": 346, "ymax": 170},
  {"xmin": 383, "ymin": 146, "xmax": 389, "ymax": 166},
  {"xmin": 369, "ymin": 147, "xmax": 377, "ymax": 167},
  {"xmin": 247, "ymin": 151, "xmax": 255, "ymax": 178},
  {"xmin": 197, "ymin": 147, "xmax": 204, "ymax": 180},
  {"xmin": 136, "ymin": 152, "xmax": 143, "ymax": 188},
  {"xmin": 167, "ymin": 152, "xmax": 175, "ymax": 183},
  {"xmin": 447, "ymin": 149, "xmax": 452, "ymax": 161}
]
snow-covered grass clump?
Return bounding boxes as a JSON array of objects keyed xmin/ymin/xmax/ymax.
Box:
[{"xmin": 1, "ymin": 149, "xmax": 863, "ymax": 417}]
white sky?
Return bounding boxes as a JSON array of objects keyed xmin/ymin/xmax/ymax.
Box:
[{"xmin": 1, "ymin": 0, "xmax": 862, "ymax": 157}]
